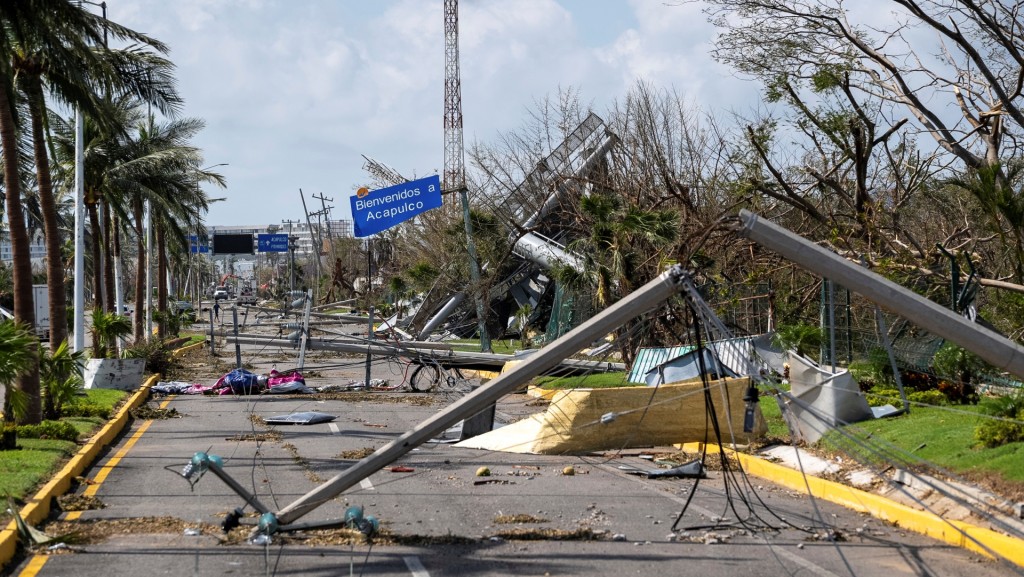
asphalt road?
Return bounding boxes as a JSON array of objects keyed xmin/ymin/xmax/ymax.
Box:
[{"xmin": 6, "ymin": 336, "xmax": 1022, "ymax": 577}]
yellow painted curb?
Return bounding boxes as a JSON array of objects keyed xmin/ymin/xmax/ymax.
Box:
[
  {"xmin": 526, "ymin": 385, "xmax": 560, "ymax": 400},
  {"xmin": 457, "ymin": 368, "xmax": 499, "ymax": 381},
  {"xmin": 0, "ymin": 374, "xmax": 159, "ymax": 572},
  {"xmin": 681, "ymin": 443, "xmax": 1024, "ymax": 567},
  {"xmin": 171, "ymin": 340, "xmax": 205, "ymax": 359},
  {"xmin": 501, "ymin": 360, "xmax": 524, "ymax": 374}
]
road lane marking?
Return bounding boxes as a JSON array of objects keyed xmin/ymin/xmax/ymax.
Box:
[
  {"xmin": 20, "ymin": 396, "xmax": 176, "ymax": 576},
  {"xmin": 772, "ymin": 547, "xmax": 842, "ymax": 577},
  {"xmin": 16, "ymin": 554, "xmax": 47, "ymax": 577},
  {"xmin": 330, "ymin": 422, "xmax": 372, "ymax": 488},
  {"xmin": 403, "ymin": 555, "xmax": 430, "ymax": 577},
  {"xmin": 65, "ymin": 396, "xmax": 175, "ymax": 520}
]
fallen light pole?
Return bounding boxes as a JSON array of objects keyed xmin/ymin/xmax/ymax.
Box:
[
  {"xmin": 226, "ymin": 333, "xmax": 626, "ymax": 374},
  {"xmin": 195, "ymin": 211, "xmax": 1024, "ymax": 537},
  {"xmin": 208, "ymin": 266, "xmax": 688, "ymax": 531},
  {"xmin": 736, "ymin": 210, "xmax": 1024, "ymax": 380}
]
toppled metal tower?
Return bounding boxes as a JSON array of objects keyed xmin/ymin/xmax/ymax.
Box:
[{"xmin": 412, "ymin": 112, "xmax": 618, "ymax": 341}]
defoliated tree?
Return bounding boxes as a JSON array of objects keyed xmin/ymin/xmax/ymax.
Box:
[
  {"xmin": 704, "ymin": 0, "xmax": 1024, "ymax": 281},
  {"xmin": 707, "ymin": 0, "xmax": 1023, "ymax": 173}
]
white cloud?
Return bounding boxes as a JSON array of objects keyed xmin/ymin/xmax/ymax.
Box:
[{"xmin": 100, "ymin": 0, "xmax": 756, "ymax": 225}]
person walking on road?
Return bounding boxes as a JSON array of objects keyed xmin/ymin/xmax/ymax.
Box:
[{"xmin": 214, "ymin": 302, "xmax": 221, "ymax": 322}]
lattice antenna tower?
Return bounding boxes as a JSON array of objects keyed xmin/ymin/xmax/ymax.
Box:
[
  {"xmin": 443, "ymin": 0, "xmax": 465, "ymax": 196},
  {"xmin": 443, "ymin": 0, "xmax": 490, "ymax": 351}
]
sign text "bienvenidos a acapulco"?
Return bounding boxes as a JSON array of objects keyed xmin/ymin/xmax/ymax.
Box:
[{"xmin": 350, "ymin": 175, "xmax": 443, "ymax": 237}]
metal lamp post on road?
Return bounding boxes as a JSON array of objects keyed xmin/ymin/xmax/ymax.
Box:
[
  {"xmin": 74, "ymin": 0, "xmax": 107, "ymax": 353},
  {"xmin": 192, "ymin": 185, "xmax": 227, "ymax": 309},
  {"xmin": 282, "ymin": 219, "xmax": 299, "ymax": 296},
  {"xmin": 288, "ymin": 235, "xmax": 297, "ymax": 296}
]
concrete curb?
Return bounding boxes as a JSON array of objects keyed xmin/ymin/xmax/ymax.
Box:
[
  {"xmin": 681, "ymin": 443, "xmax": 1024, "ymax": 568},
  {"xmin": 170, "ymin": 340, "xmax": 205, "ymax": 360},
  {"xmin": 0, "ymin": 374, "xmax": 159, "ymax": 572},
  {"xmin": 526, "ymin": 385, "xmax": 560, "ymax": 400}
]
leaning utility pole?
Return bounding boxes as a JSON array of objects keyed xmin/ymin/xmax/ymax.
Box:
[
  {"xmin": 313, "ymin": 192, "xmax": 340, "ymax": 271},
  {"xmin": 298, "ymin": 190, "xmax": 321, "ymax": 302},
  {"xmin": 444, "ymin": 0, "xmax": 491, "ymax": 352}
]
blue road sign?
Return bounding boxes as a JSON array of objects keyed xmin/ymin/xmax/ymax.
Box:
[
  {"xmin": 351, "ymin": 175, "xmax": 443, "ymax": 237},
  {"xmin": 189, "ymin": 235, "xmax": 209, "ymax": 254},
  {"xmin": 258, "ymin": 233, "xmax": 289, "ymax": 252}
]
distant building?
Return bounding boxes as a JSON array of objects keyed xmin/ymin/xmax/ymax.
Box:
[
  {"xmin": 206, "ymin": 220, "xmax": 352, "ymax": 258},
  {"xmin": 0, "ymin": 228, "xmax": 47, "ymax": 264}
]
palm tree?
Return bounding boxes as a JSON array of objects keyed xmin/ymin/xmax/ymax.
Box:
[
  {"xmin": 566, "ymin": 191, "xmax": 679, "ymax": 307},
  {"xmin": 559, "ymin": 190, "xmax": 678, "ymax": 366},
  {"xmin": 1, "ymin": 0, "xmax": 180, "ymax": 423},
  {"xmin": 89, "ymin": 309, "xmax": 131, "ymax": 359},
  {"xmin": 0, "ymin": 321, "xmax": 36, "ymax": 449},
  {"xmin": 49, "ymin": 101, "xmax": 133, "ymax": 318},
  {"xmin": 49, "ymin": 102, "xmax": 220, "ymax": 342},
  {"xmin": 0, "ymin": 4, "xmax": 43, "ymax": 423},
  {"xmin": 39, "ymin": 340, "xmax": 84, "ymax": 420},
  {"xmin": 114, "ymin": 115, "xmax": 222, "ymax": 340},
  {"xmin": 9, "ymin": 0, "xmax": 180, "ymax": 330},
  {"xmin": 151, "ymin": 170, "xmax": 222, "ymax": 339}
]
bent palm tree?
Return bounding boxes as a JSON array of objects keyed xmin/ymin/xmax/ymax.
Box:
[
  {"xmin": 1, "ymin": 0, "xmax": 180, "ymax": 422},
  {"xmin": 114, "ymin": 115, "xmax": 223, "ymax": 340}
]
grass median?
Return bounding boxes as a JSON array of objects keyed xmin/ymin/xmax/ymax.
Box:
[{"xmin": 0, "ymin": 389, "xmax": 127, "ymax": 522}]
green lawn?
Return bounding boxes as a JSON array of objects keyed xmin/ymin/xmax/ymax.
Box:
[
  {"xmin": 0, "ymin": 437, "xmax": 80, "ymax": 501},
  {"xmin": 534, "ymin": 371, "xmax": 637, "ymax": 390},
  {"xmin": 755, "ymin": 391, "xmax": 792, "ymax": 439},
  {"xmin": 761, "ymin": 390, "xmax": 1024, "ymax": 486},
  {"xmin": 824, "ymin": 404, "xmax": 1024, "ymax": 483},
  {"xmin": 180, "ymin": 334, "xmax": 206, "ymax": 346},
  {"xmin": 0, "ymin": 389, "xmax": 127, "ymax": 518},
  {"xmin": 78, "ymin": 388, "xmax": 126, "ymax": 411},
  {"xmin": 447, "ymin": 339, "xmax": 523, "ymax": 355}
]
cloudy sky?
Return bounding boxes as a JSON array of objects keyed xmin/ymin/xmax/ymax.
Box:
[{"xmin": 109, "ymin": 0, "xmax": 758, "ymax": 226}]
